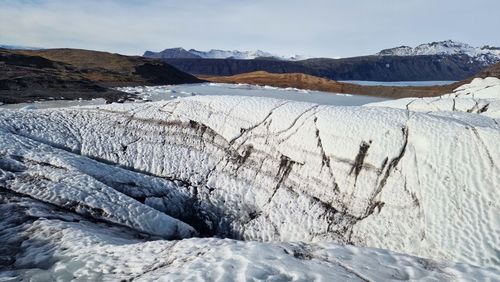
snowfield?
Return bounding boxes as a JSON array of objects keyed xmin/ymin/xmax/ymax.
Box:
[{"xmin": 0, "ymin": 78, "xmax": 499, "ymax": 280}]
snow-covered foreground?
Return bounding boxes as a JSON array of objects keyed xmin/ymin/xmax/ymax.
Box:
[
  {"xmin": 0, "ymin": 78, "xmax": 499, "ymax": 280},
  {"xmin": 1, "ymin": 191, "xmax": 496, "ymax": 281}
]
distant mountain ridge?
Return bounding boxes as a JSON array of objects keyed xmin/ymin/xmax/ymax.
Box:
[
  {"xmin": 377, "ymin": 40, "xmax": 500, "ymax": 65},
  {"xmin": 152, "ymin": 41, "xmax": 500, "ymax": 81},
  {"xmin": 161, "ymin": 55, "xmax": 486, "ymax": 81},
  {"xmin": 0, "ymin": 44, "xmax": 43, "ymax": 50},
  {"xmin": 143, "ymin": 47, "xmax": 305, "ymax": 61}
]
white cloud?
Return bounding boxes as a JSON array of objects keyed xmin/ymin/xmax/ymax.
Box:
[{"xmin": 1, "ymin": 0, "xmax": 499, "ymax": 57}]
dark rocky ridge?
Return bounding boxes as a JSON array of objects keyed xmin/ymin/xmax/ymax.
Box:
[
  {"xmin": 159, "ymin": 54, "xmax": 487, "ymax": 81},
  {"xmin": 0, "ymin": 48, "xmax": 202, "ymax": 104},
  {"xmin": 144, "ymin": 47, "xmax": 202, "ymax": 59}
]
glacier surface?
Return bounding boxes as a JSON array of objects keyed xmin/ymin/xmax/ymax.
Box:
[
  {"xmin": 0, "ymin": 78, "xmax": 499, "ymax": 280},
  {"xmin": 1, "ymin": 191, "xmax": 497, "ymax": 281}
]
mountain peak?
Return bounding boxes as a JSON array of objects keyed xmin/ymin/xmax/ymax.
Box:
[
  {"xmin": 377, "ymin": 40, "xmax": 500, "ymax": 65},
  {"xmin": 144, "ymin": 47, "xmax": 305, "ymax": 61},
  {"xmin": 143, "ymin": 47, "xmax": 201, "ymax": 59}
]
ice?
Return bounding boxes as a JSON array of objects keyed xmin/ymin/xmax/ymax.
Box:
[
  {"xmin": 367, "ymin": 77, "xmax": 500, "ymax": 121},
  {"xmin": 0, "ymin": 78, "xmax": 499, "ymax": 279},
  {"xmin": 1, "ymin": 192, "xmax": 498, "ymax": 281},
  {"xmin": 116, "ymin": 82, "xmax": 388, "ymax": 106},
  {"xmin": 0, "ymin": 132, "xmax": 196, "ymax": 240}
]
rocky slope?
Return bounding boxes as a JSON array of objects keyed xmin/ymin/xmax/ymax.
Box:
[
  {"xmin": 143, "ymin": 47, "xmax": 202, "ymax": 59},
  {"xmin": 15, "ymin": 48, "xmax": 202, "ymax": 86},
  {"xmin": 201, "ymin": 71, "xmax": 455, "ymax": 98},
  {"xmin": 0, "ymin": 49, "xmax": 202, "ymax": 104},
  {"xmin": 475, "ymin": 62, "xmax": 500, "ymax": 79}
]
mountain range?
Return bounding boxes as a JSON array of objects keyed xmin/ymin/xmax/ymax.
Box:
[
  {"xmin": 147, "ymin": 41, "xmax": 500, "ymax": 81},
  {"xmin": 378, "ymin": 40, "xmax": 500, "ymax": 65},
  {"xmin": 144, "ymin": 47, "xmax": 306, "ymax": 61}
]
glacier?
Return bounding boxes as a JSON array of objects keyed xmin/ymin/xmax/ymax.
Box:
[
  {"xmin": 367, "ymin": 77, "xmax": 500, "ymax": 121},
  {"xmin": 0, "ymin": 78, "xmax": 499, "ymax": 280}
]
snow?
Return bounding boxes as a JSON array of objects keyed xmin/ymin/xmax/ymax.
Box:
[
  {"xmin": 187, "ymin": 48, "xmax": 305, "ymax": 60},
  {"xmin": 189, "ymin": 48, "xmax": 274, "ymax": 59},
  {"xmin": 366, "ymin": 77, "xmax": 500, "ymax": 121},
  {"xmin": 377, "ymin": 40, "xmax": 500, "ymax": 65},
  {"xmin": 0, "ymin": 78, "xmax": 499, "ymax": 279},
  {"xmin": 144, "ymin": 47, "xmax": 307, "ymax": 61},
  {"xmin": 0, "ymin": 132, "xmax": 197, "ymax": 240},
  {"xmin": 1, "ymin": 191, "xmax": 498, "ymax": 281}
]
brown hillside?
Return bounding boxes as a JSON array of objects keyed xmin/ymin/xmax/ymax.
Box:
[
  {"xmin": 200, "ymin": 71, "xmax": 455, "ymax": 99},
  {"xmin": 1, "ymin": 48, "xmax": 203, "ymax": 104},
  {"xmin": 16, "ymin": 48, "xmax": 203, "ymax": 86}
]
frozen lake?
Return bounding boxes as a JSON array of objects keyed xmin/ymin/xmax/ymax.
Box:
[
  {"xmin": 1, "ymin": 83, "xmax": 389, "ymax": 110},
  {"xmin": 340, "ymin": 80, "xmax": 457, "ymax": 87},
  {"xmin": 118, "ymin": 83, "xmax": 389, "ymax": 106}
]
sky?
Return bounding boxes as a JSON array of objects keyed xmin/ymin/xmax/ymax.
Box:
[{"xmin": 1, "ymin": 0, "xmax": 500, "ymax": 58}]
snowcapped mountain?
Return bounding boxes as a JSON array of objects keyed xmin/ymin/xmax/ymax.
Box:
[
  {"xmin": 378, "ymin": 40, "xmax": 500, "ymax": 65},
  {"xmin": 188, "ymin": 48, "xmax": 276, "ymax": 59},
  {"xmin": 143, "ymin": 47, "xmax": 200, "ymax": 59},
  {"xmin": 143, "ymin": 47, "xmax": 305, "ymax": 61}
]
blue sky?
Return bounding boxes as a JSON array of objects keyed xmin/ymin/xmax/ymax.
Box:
[{"xmin": 1, "ymin": 0, "xmax": 499, "ymax": 58}]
